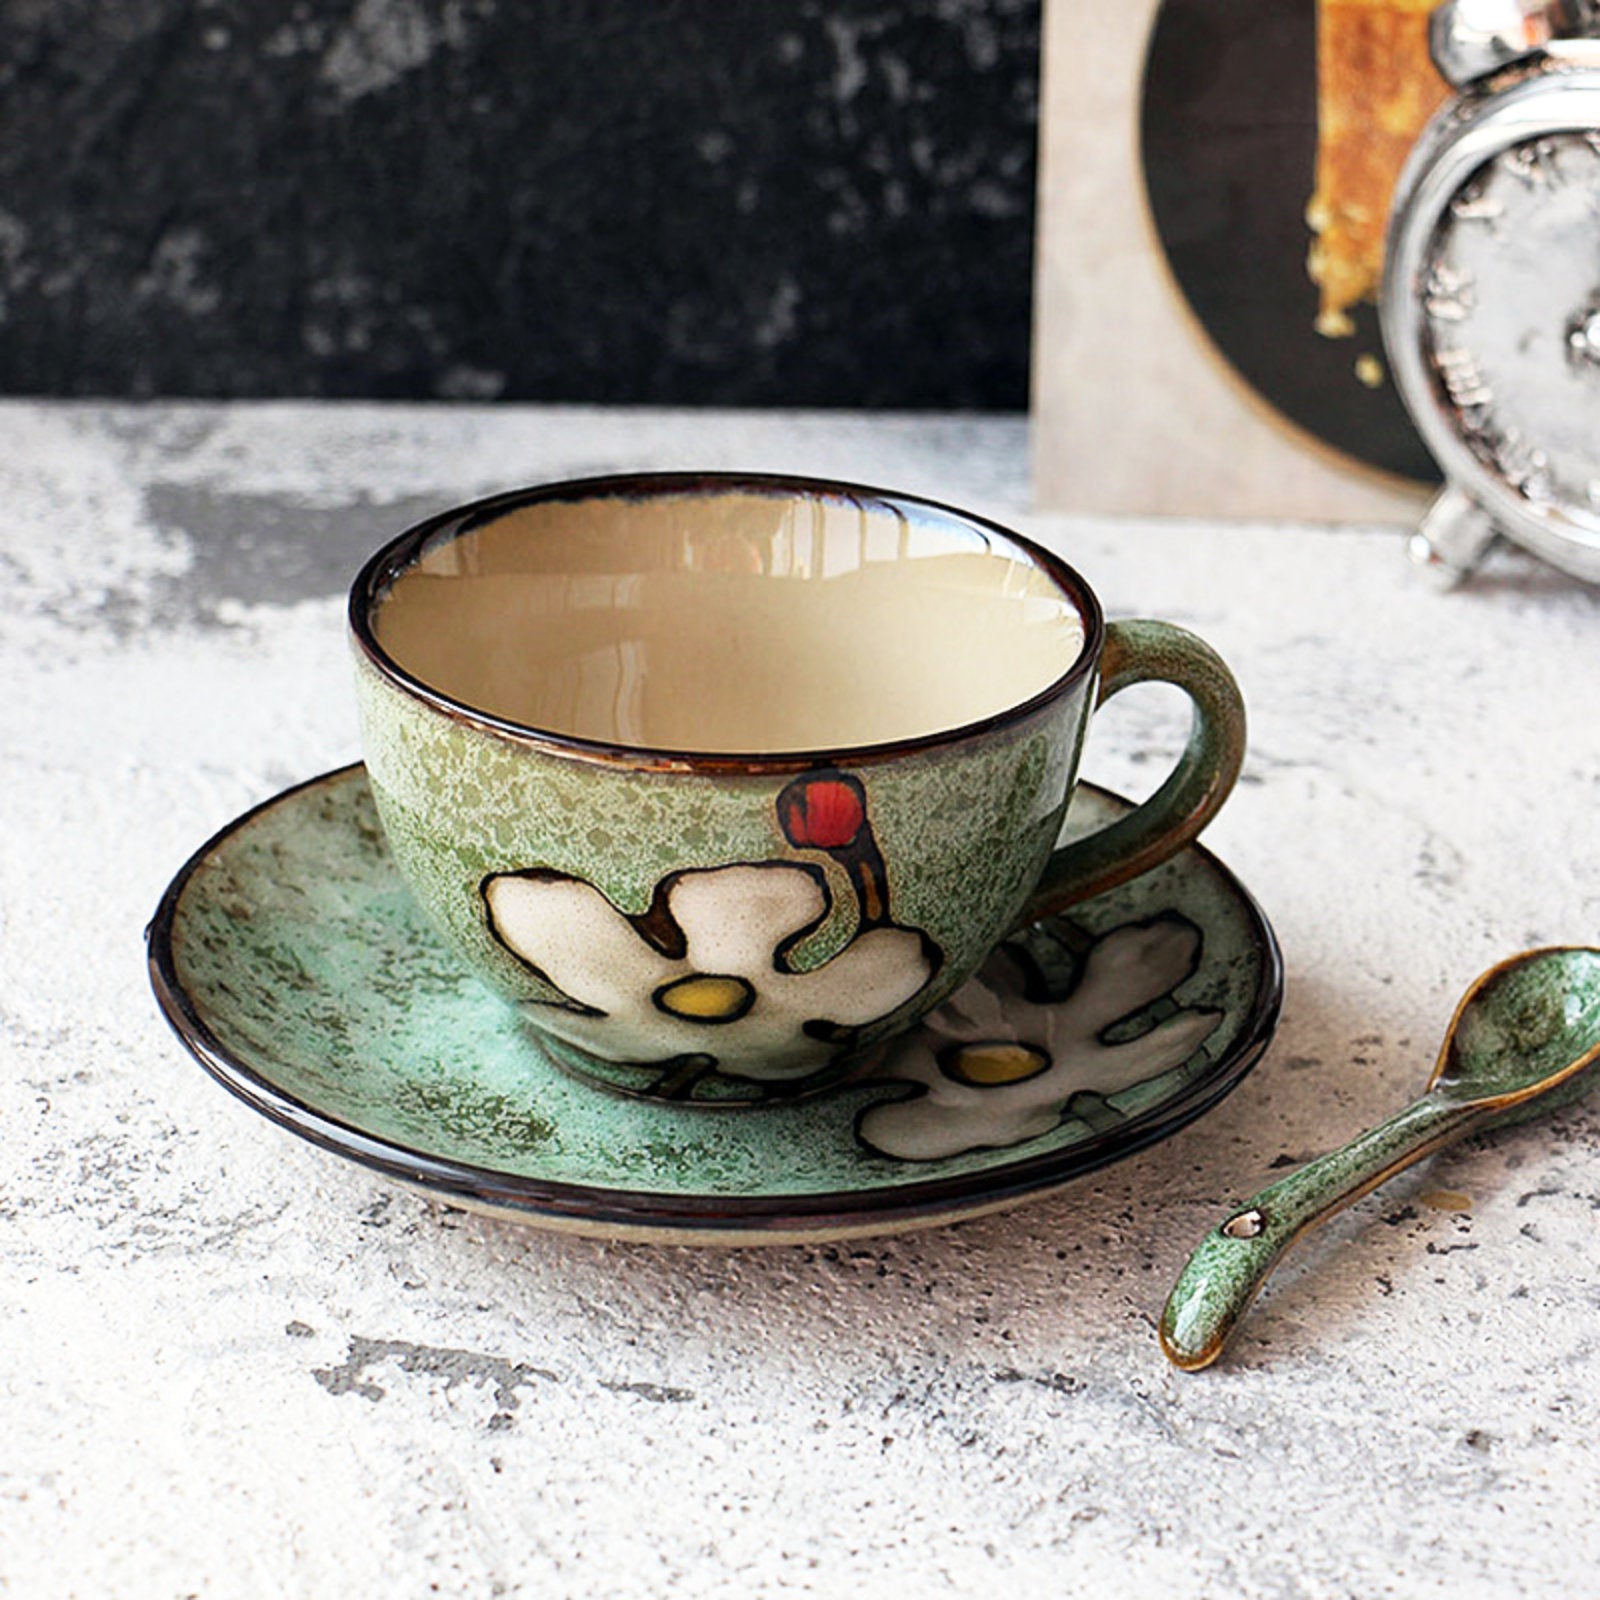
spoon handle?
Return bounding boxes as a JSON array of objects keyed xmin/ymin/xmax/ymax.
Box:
[{"xmin": 1159, "ymin": 1091, "xmax": 1487, "ymax": 1370}]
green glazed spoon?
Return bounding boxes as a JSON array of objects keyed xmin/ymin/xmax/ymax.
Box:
[{"xmin": 1160, "ymin": 945, "xmax": 1600, "ymax": 1371}]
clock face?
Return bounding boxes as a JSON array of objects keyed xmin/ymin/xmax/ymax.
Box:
[{"xmin": 1420, "ymin": 129, "xmax": 1600, "ymax": 532}]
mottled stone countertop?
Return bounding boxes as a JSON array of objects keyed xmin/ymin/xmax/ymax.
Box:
[{"xmin": 7, "ymin": 402, "xmax": 1599, "ymax": 1597}]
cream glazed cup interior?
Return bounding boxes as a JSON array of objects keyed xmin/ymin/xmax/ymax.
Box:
[{"xmin": 359, "ymin": 474, "xmax": 1094, "ymax": 757}]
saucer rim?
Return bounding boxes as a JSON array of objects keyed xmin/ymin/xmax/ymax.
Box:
[{"xmin": 147, "ymin": 763, "xmax": 1284, "ymax": 1241}]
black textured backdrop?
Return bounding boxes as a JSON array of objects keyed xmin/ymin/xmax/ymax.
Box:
[{"xmin": 0, "ymin": 0, "xmax": 1038, "ymax": 407}]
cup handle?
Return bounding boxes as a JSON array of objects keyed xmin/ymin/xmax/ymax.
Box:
[{"xmin": 1013, "ymin": 620, "xmax": 1246, "ymax": 927}]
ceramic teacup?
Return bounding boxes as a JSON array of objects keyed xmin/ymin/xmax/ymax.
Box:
[{"xmin": 349, "ymin": 472, "xmax": 1245, "ymax": 1106}]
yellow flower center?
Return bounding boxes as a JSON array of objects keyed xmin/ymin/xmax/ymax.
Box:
[
  {"xmin": 943, "ymin": 1041, "xmax": 1050, "ymax": 1087},
  {"xmin": 653, "ymin": 973, "xmax": 757, "ymax": 1024}
]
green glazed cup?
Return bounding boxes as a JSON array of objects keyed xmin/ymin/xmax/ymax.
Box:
[{"xmin": 349, "ymin": 472, "xmax": 1245, "ymax": 1106}]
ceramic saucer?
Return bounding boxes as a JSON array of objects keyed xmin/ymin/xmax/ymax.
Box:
[{"xmin": 147, "ymin": 765, "xmax": 1283, "ymax": 1245}]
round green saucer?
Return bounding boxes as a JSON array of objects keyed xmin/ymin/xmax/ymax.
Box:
[{"xmin": 147, "ymin": 765, "xmax": 1282, "ymax": 1244}]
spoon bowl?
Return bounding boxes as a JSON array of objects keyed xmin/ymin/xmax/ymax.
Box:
[{"xmin": 1433, "ymin": 946, "xmax": 1600, "ymax": 1108}]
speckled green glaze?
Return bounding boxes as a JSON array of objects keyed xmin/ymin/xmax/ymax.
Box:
[
  {"xmin": 1160, "ymin": 946, "xmax": 1600, "ymax": 1370},
  {"xmin": 148, "ymin": 765, "xmax": 1283, "ymax": 1243},
  {"xmin": 353, "ymin": 619, "xmax": 1245, "ymax": 1103},
  {"xmin": 354, "ymin": 649, "xmax": 1085, "ymax": 1100},
  {"xmin": 1019, "ymin": 620, "xmax": 1246, "ymax": 918}
]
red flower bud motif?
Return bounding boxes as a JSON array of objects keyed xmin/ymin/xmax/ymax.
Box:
[{"xmin": 778, "ymin": 774, "xmax": 867, "ymax": 851}]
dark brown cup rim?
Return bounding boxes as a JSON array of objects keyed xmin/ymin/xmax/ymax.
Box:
[{"xmin": 349, "ymin": 470, "xmax": 1106, "ymax": 774}]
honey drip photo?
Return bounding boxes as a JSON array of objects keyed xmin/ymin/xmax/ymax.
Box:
[{"xmin": 1307, "ymin": 0, "xmax": 1449, "ymax": 336}]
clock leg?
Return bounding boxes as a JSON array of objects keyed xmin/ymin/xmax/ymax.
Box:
[{"xmin": 1407, "ymin": 487, "xmax": 1500, "ymax": 586}]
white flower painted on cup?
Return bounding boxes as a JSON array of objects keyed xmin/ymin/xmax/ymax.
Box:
[
  {"xmin": 484, "ymin": 860, "xmax": 936, "ymax": 1085},
  {"xmin": 482, "ymin": 770, "xmax": 941, "ymax": 1094},
  {"xmin": 858, "ymin": 916, "xmax": 1222, "ymax": 1160}
]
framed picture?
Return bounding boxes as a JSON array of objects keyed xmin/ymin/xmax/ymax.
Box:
[{"xmin": 1032, "ymin": 0, "xmax": 1445, "ymax": 522}]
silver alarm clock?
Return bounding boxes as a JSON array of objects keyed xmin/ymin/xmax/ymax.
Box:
[{"xmin": 1381, "ymin": 0, "xmax": 1600, "ymax": 582}]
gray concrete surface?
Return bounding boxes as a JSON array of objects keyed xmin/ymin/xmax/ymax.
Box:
[{"xmin": 5, "ymin": 402, "xmax": 1599, "ymax": 1596}]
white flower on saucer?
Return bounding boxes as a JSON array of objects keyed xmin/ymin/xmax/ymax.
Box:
[
  {"xmin": 858, "ymin": 917, "xmax": 1222, "ymax": 1160},
  {"xmin": 483, "ymin": 863, "xmax": 935, "ymax": 1082}
]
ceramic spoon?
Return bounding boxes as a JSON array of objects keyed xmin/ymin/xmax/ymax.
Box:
[{"xmin": 1160, "ymin": 945, "xmax": 1600, "ymax": 1372}]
